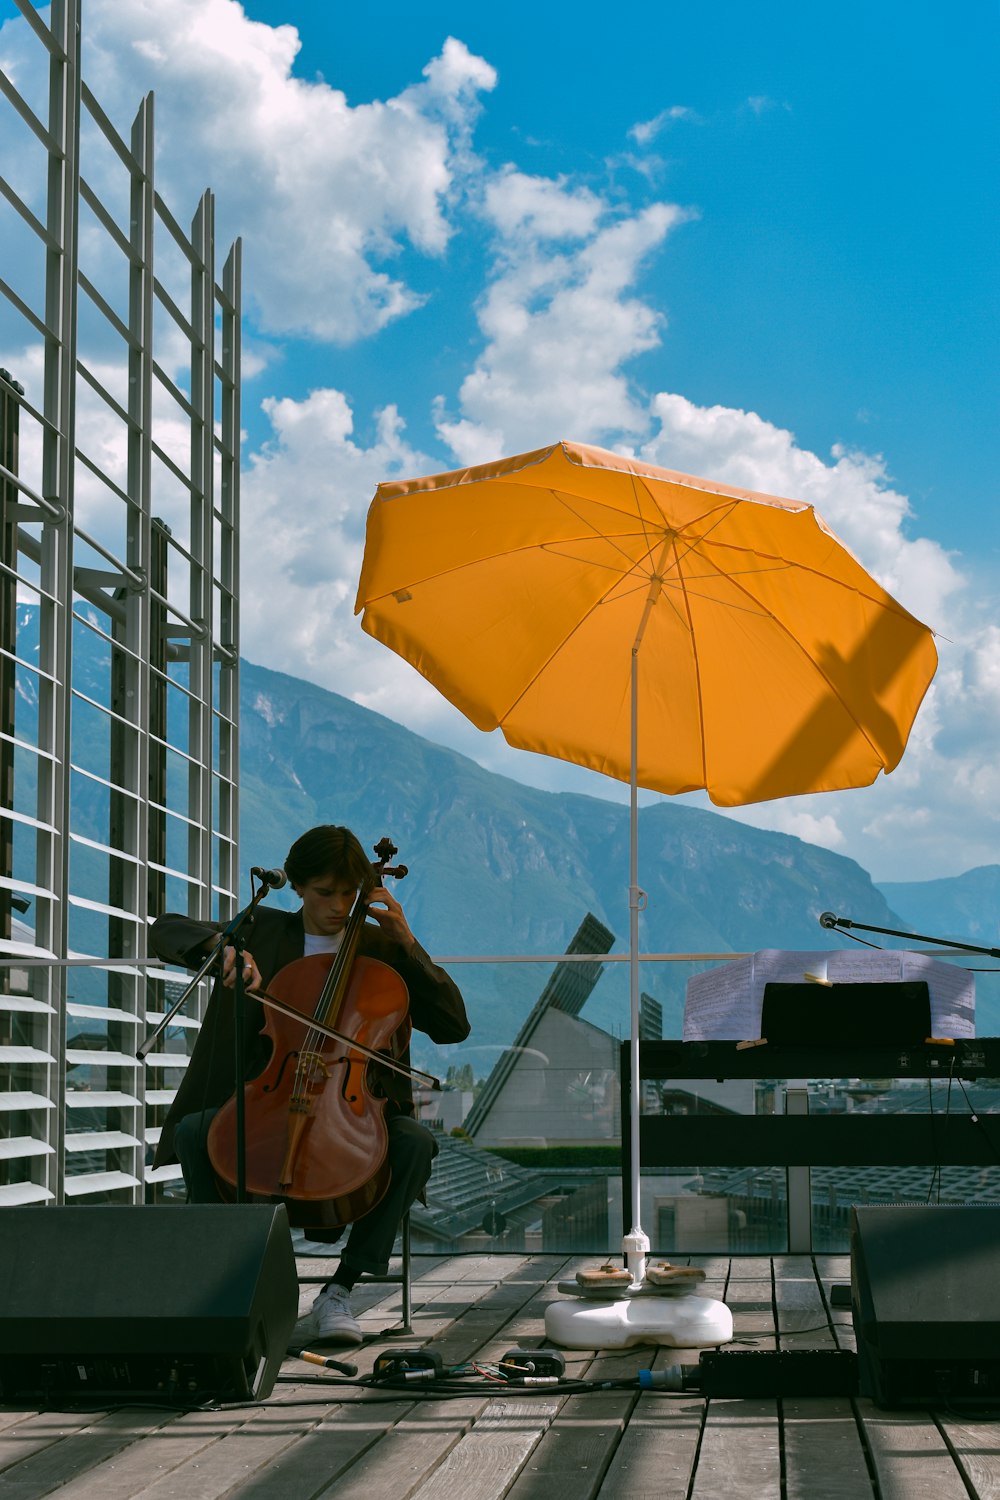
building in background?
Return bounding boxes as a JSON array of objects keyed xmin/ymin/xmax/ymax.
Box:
[{"xmin": 0, "ymin": 0, "xmax": 240, "ymax": 1207}]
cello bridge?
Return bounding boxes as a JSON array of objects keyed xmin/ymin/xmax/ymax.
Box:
[{"xmin": 297, "ymin": 1049, "xmax": 337, "ymax": 1087}]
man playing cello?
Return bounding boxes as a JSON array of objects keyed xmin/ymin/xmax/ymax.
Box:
[{"xmin": 150, "ymin": 824, "xmax": 470, "ymax": 1345}]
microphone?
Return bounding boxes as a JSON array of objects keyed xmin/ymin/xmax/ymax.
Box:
[
  {"xmin": 251, "ymin": 866, "xmax": 287, "ymax": 889},
  {"xmin": 819, "ymin": 911, "xmax": 840, "ymax": 930}
]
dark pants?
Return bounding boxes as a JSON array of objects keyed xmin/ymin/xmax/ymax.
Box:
[{"xmin": 172, "ymin": 1108, "xmax": 437, "ymax": 1276}]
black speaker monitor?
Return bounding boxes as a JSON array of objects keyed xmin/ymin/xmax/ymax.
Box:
[
  {"xmin": 0, "ymin": 1204, "xmax": 298, "ymax": 1403},
  {"xmin": 851, "ymin": 1203, "xmax": 1000, "ymax": 1407}
]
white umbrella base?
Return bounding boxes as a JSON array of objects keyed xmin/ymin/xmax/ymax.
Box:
[{"xmin": 545, "ymin": 1292, "xmax": 733, "ymax": 1350}]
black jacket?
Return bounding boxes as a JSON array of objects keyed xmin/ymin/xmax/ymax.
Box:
[{"xmin": 150, "ymin": 905, "xmax": 470, "ymax": 1167}]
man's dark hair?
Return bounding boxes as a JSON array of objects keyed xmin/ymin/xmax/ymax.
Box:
[{"xmin": 284, "ymin": 825, "xmax": 373, "ymax": 892}]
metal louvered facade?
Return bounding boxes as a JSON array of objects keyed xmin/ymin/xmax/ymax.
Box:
[{"xmin": 1, "ymin": 0, "xmax": 240, "ymax": 1205}]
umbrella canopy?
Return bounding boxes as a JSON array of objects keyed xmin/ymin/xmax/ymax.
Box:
[{"xmin": 356, "ymin": 441, "xmax": 936, "ymax": 807}]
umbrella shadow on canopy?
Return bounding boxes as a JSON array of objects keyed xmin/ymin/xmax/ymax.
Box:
[{"xmin": 748, "ymin": 611, "xmax": 934, "ymax": 802}]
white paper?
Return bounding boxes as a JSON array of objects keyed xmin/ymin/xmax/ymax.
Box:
[{"xmin": 682, "ymin": 948, "xmax": 976, "ymax": 1041}]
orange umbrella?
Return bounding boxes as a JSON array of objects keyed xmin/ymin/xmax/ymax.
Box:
[
  {"xmin": 355, "ymin": 439, "xmax": 937, "ymax": 1271},
  {"xmin": 356, "ymin": 441, "xmax": 935, "ymax": 806}
]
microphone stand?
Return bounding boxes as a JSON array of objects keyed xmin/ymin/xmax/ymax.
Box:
[
  {"xmin": 822, "ymin": 912, "xmax": 1000, "ymax": 961},
  {"xmin": 137, "ymin": 875, "xmax": 282, "ymax": 1203}
]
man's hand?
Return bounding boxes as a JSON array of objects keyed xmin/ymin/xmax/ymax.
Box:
[
  {"xmin": 365, "ymin": 885, "xmax": 416, "ymax": 953},
  {"xmin": 213, "ymin": 943, "xmax": 262, "ymax": 991}
]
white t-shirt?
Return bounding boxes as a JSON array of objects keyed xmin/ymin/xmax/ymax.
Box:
[{"xmin": 302, "ymin": 930, "xmax": 345, "ymax": 958}]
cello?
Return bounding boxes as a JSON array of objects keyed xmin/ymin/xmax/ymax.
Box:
[{"xmin": 207, "ymin": 838, "xmax": 420, "ymax": 1230}]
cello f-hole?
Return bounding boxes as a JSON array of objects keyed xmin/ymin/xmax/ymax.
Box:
[{"xmin": 262, "ymin": 1050, "xmax": 299, "ymax": 1092}]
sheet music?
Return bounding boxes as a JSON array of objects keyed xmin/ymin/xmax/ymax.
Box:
[{"xmin": 683, "ymin": 948, "xmax": 976, "ymax": 1040}]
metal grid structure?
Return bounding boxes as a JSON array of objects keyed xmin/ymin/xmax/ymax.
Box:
[{"xmin": 0, "ymin": 0, "xmax": 241, "ymax": 1205}]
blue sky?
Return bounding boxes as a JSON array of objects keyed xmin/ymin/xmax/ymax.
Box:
[
  {"xmin": 1, "ymin": 0, "xmax": 998, "ymax": 883},
  {"xmin": 238, "ymin": 0, "xmax": 999, "ymax": 555}
]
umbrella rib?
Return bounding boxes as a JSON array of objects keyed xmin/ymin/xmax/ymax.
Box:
[
  {"xmin": 664, "ymin": 541, "xmax": 711, "ymax": 793},
  {"xmin": 545, "ymin": 484, "xmax": 665, "ymax": 573},
  {"xmin": 679, "ymin": 543, "xmax": 895, "ymax": 758},
  {"xmin": 493, "ymin": 549, "xmax": 663, "ymax": 727}
]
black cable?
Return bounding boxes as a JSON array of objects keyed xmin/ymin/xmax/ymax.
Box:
[
  {"xmin": 828, "ymin": 927, "xmax": 884, "ymax": 952},
  {"xmin": 729, "ymin": 1323, "xmax": 851, "ymax": 1343},
  {"xmin": 32, "ymin": 1374, "xmax": 699, "ymax": 1414}
]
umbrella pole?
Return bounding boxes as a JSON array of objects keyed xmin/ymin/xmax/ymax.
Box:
[
  {"xmin": 624, "ymin": 644, "xmax": 649, "ymax": 1283},
  {"xmin": 623, "ymin": 562, "xmax": 664, "ymax": 1286}
]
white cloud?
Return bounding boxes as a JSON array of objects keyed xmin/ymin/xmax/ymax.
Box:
[
  {"xmin": 629, "ymin": 106, "xmax": 695, "ymax": 145},
  {"xmin": 436, "ymin": 187, "xmax": 689, "ymax": 462},
  {"xmin": 1, "ymin": 2, "xmax": 496, "ymax": 345},
  {"xmin": 483, "ymin": 169, "xmax": 604, "ymax": 242},
  {"xmin": 722, "ymin": 805, "xmax": 847, "ymax": 850},
  {"xmin": 239, "ymin": 388, "xmax": 439, "ymax": 709}
]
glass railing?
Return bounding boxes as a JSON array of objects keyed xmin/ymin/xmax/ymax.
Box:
[{"xmin": 4, "ymin": 944, "xmax": 998, "ymax": 1253}]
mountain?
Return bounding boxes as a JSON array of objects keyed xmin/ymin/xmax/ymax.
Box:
[
  {"xmin": 239, "ymin": 657, "xmax": 977, "ymax": 1052},
  {"xmin": 876, "ymin": 867, "xmax": 1000, "ymax": 950}
]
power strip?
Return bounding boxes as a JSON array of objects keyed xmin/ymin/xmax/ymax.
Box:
[{"xmin": 697, "ymin": 1349, "xmax": 858, "ymax": 1398}]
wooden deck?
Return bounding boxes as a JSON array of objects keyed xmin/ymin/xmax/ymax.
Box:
[{"xmin": 2, "ymin": 1251, "xmax": 999, "ymax": 1499}]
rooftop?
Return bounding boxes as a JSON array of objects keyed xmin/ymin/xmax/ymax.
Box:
[{"xmin": 1, "ymin": 1249, "xmax": 996, "ymax": 1499}]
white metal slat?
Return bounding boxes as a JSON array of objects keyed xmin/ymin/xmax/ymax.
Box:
[{"xmin": 0, "ymin": 1136, "xmax": 54, "ymax": 1159}]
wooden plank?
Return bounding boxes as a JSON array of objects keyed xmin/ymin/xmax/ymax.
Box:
[
  {"xmin": 0, "ymin": 1409, "xmax": 174, "ymax": 1500},
  {"xmin": 287, "ymin": 1256, "xmax": 571, "ymax": 1500},
  {"xmin": 596, "ymin": 1394, "xmax": 704, "ymax": 1498},
  {"xmin": 235, "ymin": 1397, "xmax": 425, "ymax": 1500},
  {"xmin": 940, "ymin": 1416, "xmax": 1000, "ymax": 1500},
  {"xmin": 313, "ymin": 1399, "xmax": 482, "ymax": 1500},
  {"xmin": 405, "ymin": 1397, "xmax": 560, "ymax": 1500},
  {"xmin": 239, "ymin": 1258, "xmax": 516, "ymax": 1500},
  {"xmin": 0, "ymin": 1407, "xmax": 34, "ymax": 1436},
  {"xmin": 323, "ymin": 1256, "xmax": 616, "ymax": 1500},
  {"xmin": 417, "ymin": 1256, "xmax": 567, "ymax": 1370},
  {"xmin": 775, "ymin": 1256, "xmax": 817, "ymax": 1280},
  {"xmin": 813, "ymin": 1256, "xmax": 850, "ymax": 1282},
  {"xmin": 782, "ymin": 1397, "xmax": 876, "ymax": 1499},
  {"xmin": 32, "ymin": 1408, "xmax": 263, "ymax": 1500},
  {"xmin": 774, "ymin": 1263, "xmax": 836, "ymax": 1349},
  {"xmin": 96, "ymin": 1383, "xmax": 336, "ymax": 1500},
  {"xmin": 725, "ymin": 1279, "xmax": 776, "ymax": 1350},
  {"xmin": 0, "ymin": 1409, "xmax": 122, "ymax": 1476},
  {"xmin": 689, "ymin": 1257, "xmax": 732, "ymax": 1283},
  {"xmin": 690, "ymin": 1398, "xmax": 782, "ymax": 1500},
  {"xmin": 505, "ymin": 1348, "xmax": 650, "ymax": 1500},
  {"xmin": 724, "ymin": 1257, "xmax": 771, "ymax": 1284},
  {"xmin": 485, "ymin": 1261, "xmax": 700, "ymax": 1499},
  {"xmin": 808, "ymin": 1256, "xmax": 856, "ymax": 1353},
  {"xmin": 473, "ymin": 1259, "xmax": 638, "ymax": 1484},
  {"xmin": 860, "ymin": 1404, "xmax": 974, "ymax": 1500}
]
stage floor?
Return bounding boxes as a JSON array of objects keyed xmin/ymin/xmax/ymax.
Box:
[{"xmin": 2, "ymin": 1251, "xmax": 997, "ymax": 1499}]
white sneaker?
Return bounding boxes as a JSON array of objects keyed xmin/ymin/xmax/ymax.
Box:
[
  {"xmin": 290, "ymin": 1299, "xmax": 321, "ymax": 1344},
  {"xmin": 312, "ymin": 1283, "xmax": 363, "ymax": 1346}
]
